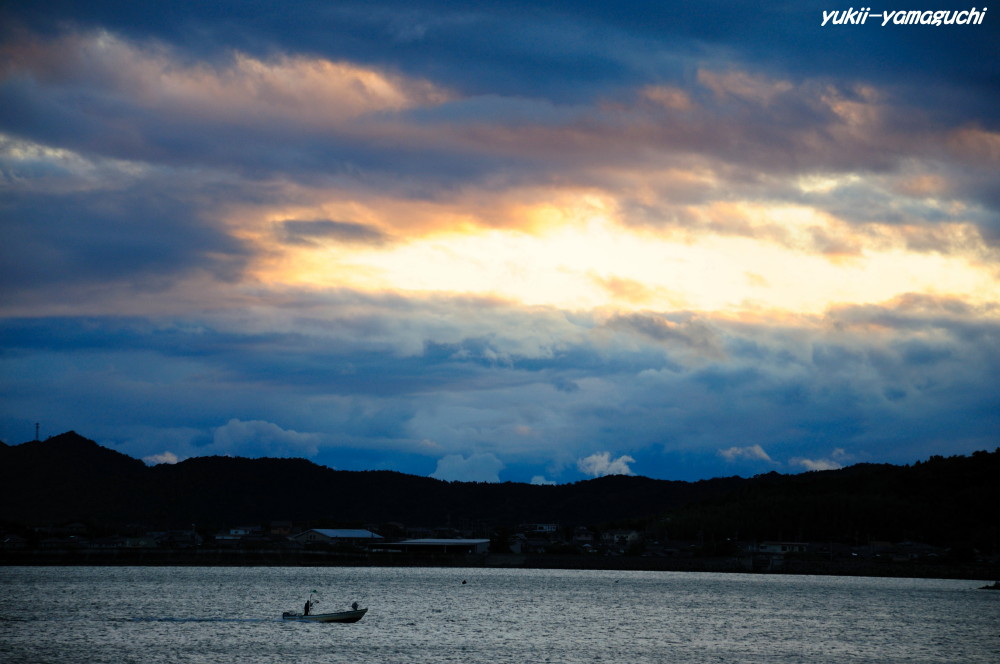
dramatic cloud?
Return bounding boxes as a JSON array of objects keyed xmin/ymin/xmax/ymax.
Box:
[
  {"xmin": 1, "ymin": 1, "xmax": 997, "ymax": 483},
  {"xmin": 1, "ymin": 285, "xmax": 997, "ymax": 481},
  {"xmin": 0, "ymin": 29, "xmax": 449, "ymax": 137}
]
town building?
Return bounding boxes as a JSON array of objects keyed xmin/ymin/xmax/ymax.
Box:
[
  {"xmin": 395, "ymin": 538, "xmax": 490, "ymax": 555},
  {"xmin": 289, "ymin": 528, "xmax": 383, "ymax": 546}
]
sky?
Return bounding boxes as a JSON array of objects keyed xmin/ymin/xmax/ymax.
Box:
[{"xmin": 1, "ymin": 1, "xmax": 998, "ymax": 484}]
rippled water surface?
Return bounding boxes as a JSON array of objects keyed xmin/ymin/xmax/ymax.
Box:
[{"xmin": 1, "ymin": 566, "xmax": 997, "ymax": 663}]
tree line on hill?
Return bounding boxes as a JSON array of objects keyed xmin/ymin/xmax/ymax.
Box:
[{"xmin": 1, "ymin": 432, "xmax": 997, "ymax": 555}]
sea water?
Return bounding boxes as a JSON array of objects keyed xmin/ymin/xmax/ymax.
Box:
[{"xmin": 1, "ymin": 566, "xmax": 997, "ymax": 663}]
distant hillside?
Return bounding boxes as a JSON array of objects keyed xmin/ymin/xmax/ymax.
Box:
[
  {"xmin": 660, "ymin": 452, "xmax": 1000, "ymax": 550},
  {"xmin": 0, "ymin": 432, "xmax": 739, "ymax": 529},
  {"xmin": 1, "ymin": 432, "xmax": 997, "ymax": 550}
]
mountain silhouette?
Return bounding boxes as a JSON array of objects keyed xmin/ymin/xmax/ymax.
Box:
[
  {"xmin": 0, "ymin": 432, "xmax": 737, "ymax": 528},
  {"xmin": 1, "ymin": 432, "xmax": 997, "ymax": 551}
]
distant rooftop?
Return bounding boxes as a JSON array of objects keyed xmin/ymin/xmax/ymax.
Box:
[
  {"xmin": 398, "ymin": 538, "xmax": 490, "ymax": 545},
  {"xmin": 302, "ymin": 529, "xmax": 382, "ymax": 539}
]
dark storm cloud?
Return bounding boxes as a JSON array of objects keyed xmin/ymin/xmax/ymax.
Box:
[
  {"xmin": 0, "ymin": 184, "xmax": 249, "ymax": 298},
  {"xmin": 3, "ymin": 7, "xmax": 997, "ymax": 241},
  {"xmin": 2, "ymin": 291, "xmax": 997, "ymax": 479},
  {"xmin": 7, "ymin": 1, "xmax": 996, "ymax": 106},
  {"xmin": 605, "ymin": 312, "xmax": 724, "ymax": 358},
  {"xmin": 2, "ymin": 0, "xmax": 658, "ymax": 101},
  {"xmin": 279, "ymin": 219, "xmax": 390, "ymax": 246}
]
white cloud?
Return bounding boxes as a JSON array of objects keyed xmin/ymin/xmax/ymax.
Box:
[
  {"xmin": 790, "ymin": 448, "xmax": 851, "ymax": 471},
  {"xmin": 143, "ymin": 451, "xmax": 180, "ymax": 465},
  {"xmin": 718, "ymin": 444, "xmax": 773, "ymax": 462},
  {"xmin": 212, "ymin": 419, "xmax": 321, "ymax": 457},
  {"xmin": 430, "ymin": 453, "xmax": 505, "ymax": 482},
  {"xmin": 530, "ymin": 475, "xmax": 556, "ymax": 485},
  {"xmin": 577, "ymin": 451, "xmax": 636, "ymax": 477},
  {"xmin": 791, "ymin": 457, "xmax": 843, "ymax": 471}
]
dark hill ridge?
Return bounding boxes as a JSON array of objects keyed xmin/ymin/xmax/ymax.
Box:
[
  {"xmin": 1, "ymin": 433, "xmax": 998, "ymax": 550},
  {"xmin": 661, "ymin": 453, "xmax": 1000, "ymax": 547},
  {"xmin": 0, "ymin": 432, "xmax": 738, "ymax": 527},
  {"xmin": 0, "ymin": 431, "xmax": 148, "ymax": 524}
]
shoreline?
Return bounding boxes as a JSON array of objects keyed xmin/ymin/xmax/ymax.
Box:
[{"xmin": 2, "ymin": 548, "xmax": 996, "ymax": 581}]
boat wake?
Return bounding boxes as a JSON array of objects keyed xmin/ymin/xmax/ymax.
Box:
[{"xmin": 126, "ymin": 616, "xmax": 272, "ymax": 623}]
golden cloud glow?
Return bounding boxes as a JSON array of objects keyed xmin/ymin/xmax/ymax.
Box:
[
  {"xmin": 251, "ymin": 198, "xmax": 1000, "ymax": 315},
  {"xmin": 7, "ymin": 31, "xmax": 997, "ymax": 323},
  {"xmin": 10, "ymin": 31, "xmax": 450, "ymax": 128},
  {"xmin": 150, "ymin": 52, "xmax": 450, "ymax": 126}
]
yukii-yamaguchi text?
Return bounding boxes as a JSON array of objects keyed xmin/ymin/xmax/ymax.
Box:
[{"xmin": 821, "ymin": 6, "xmax": 988, "ymax": 25}]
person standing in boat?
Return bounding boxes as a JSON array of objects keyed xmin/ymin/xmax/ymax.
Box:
[{"xmin": 303, "ymin": 599, "xmax": 312, "ymax": 616}]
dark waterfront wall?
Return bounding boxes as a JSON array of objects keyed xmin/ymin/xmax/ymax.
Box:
[{"xmin": 1, "ymin": 548, "xmax": 996, "ymax": 581}]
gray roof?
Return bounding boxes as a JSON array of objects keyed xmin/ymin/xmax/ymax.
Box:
[
  {"xmin": 306, "ymin": 529, "xmax": 383, "ymax": 539},
  {"xmin": 398, "ymin": 538, "xmax": 490, "ymax": 545}
]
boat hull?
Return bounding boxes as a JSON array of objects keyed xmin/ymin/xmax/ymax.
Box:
[{"xmin": 282, "ymin": 608, "xmax": 368, "ymax": 623}]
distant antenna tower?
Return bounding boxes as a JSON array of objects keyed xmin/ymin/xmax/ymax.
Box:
[{"xmin": 35, "ymin": 422, "xmax": 40, "ymax": 441}]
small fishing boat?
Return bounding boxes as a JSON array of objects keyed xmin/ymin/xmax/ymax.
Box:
[
  {"xmin": 284, "ymin": 589, "xmax": 367, "ymax": 623},
  {"xmin": 282, "ymin": 607, "xmax": 368, "ymax": 623}
]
